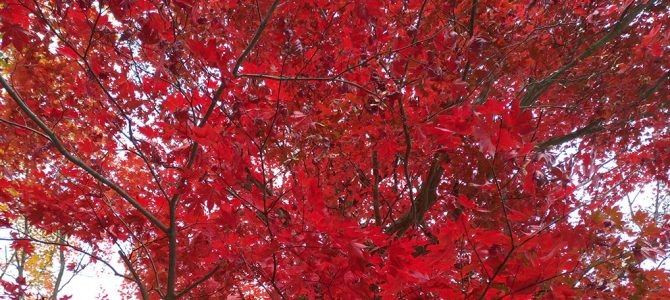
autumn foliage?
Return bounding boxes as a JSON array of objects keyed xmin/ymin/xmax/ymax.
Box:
[{"xmin": 1, "ymin": 0, "xmax": 670, "ymax": 299}]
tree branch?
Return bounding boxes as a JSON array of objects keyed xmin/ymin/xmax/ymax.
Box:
[
  {"xmin": 520, "ymin": 1, "xmax": 653, "ymax": 108},
  {"xmin": 0, "ymin": 74, "xmax": 169, "ymax": 233},
  {"xmin": 0, "ymin": 237, "xmax": 134, "ymax": 282},
  {"xmin": 51, "ymin": 233, "xmax": 66, "ymax": 300},
  {"xmin": 372, "ymin": 151, "xmax": 382, "ymax": 226},
  {"xmin": 0, "ymin": 118, "xmax": 51, "ymax": 140},
  {"xmin": 535, "ymin": 68, "xmax": 670, "ymax": 149},
  {"xmin": 641, "ymin": 70, "xmax": 670, "ymax": 99},
  {"xmin": 167, "ymin": 2, "xmax": 282, "ymax": 298},
  {"xmin": 175, "ymin": 261, "xmax": 225, "ymax": 298},
  {"xmin": 535, "ymin": 118, "xmax": 605, "ymax": 150},
  {"xmin": 232, "ymin": 0, "xmax": 281, "ymax": 77},
  {"xmin": 118, "ymin": 250, "xmax": 150, "ymax": 300},
  {"xmin": 386, "ymin": 154, "xmax": 445, "ymax": 236}
]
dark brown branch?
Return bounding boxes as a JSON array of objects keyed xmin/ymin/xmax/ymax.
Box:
[
  {"xmin": 167, "ymin": 2, "xmax": 282, "ymax": 299},
  {"xmin": 235, "ymin": 74, "xmax": 379, "ymax": 98},
  {"xmin": 535, "ymin": 68, "xmax": 670, "ymax": 150},
  {"xmin": 0, "ymin": 118, "xmax": 50, "ymax": 140},
  {"xmin": 372, "ymin": 151, "xmax": 382, "ymax": 226},
  {"xmin": 396, "ymin": 0, "xmax": 429, "ymax": 206},
  {"xmin": 245, "ymin": 167, "xmax": 273, "ymax": 196},
  {"xmin": 468, "ymin": 0, "xmax": 478, "ymax": 37},
  {"xmin": 51, "ymin": 234, "xmax": 66, "ymax": 300},
  {"xmin": 479, "ymin": 166, "xmax": 640, "ymax": 299},
  {"xmin": 99, "ymin": 190, "xmax": 163, "ymax": 295},
  {"xmin": 385, "ymin": 154, "xmax": 445, "ymax": 236},
  {"xmin": 118, "ymin": 250, "xmax": 150, "ymax": 300},
  {"xmin": 28, "ymin": 2, "xmax": 173, "ymax": 205},
  {"xmin": 175, "ymin": 261, "xmax": 226, "ymax": 298},
  {"xmin": 494, "ymin": 251, "xmax": 630, "ymax": 299},
  {"xmin": 0, "ymin": 237, "xmax": 134, "ymax": 282},
  {"xmin": 232, "ymin": 0, "xmax": 281, "ymax": 77},
  {"xmin": 535, "ymin": 118, "xmax": 605, "ymax": 150},
  {"xmin": 0, "ymin": 74, "xmax": 169, "ymax": 233},
  {"xmin": 182, "ymin": 0, "xmax": 281, "ymax": 173},
  {"xmin": 234, "ymin": 27, "xmax": 452, "ymax": 99},
  {"xmin": 519, "ymin": 166, "xmax": 641, "ymax": 249},
  {"xmin": 641, "ymin": 70, "xmax": 670, "ymax": 99},
  {"xmin": 520, "ymin": 1, "xmax": 653, "ymax": 108}
]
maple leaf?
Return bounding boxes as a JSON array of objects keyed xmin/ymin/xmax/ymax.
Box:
[
  {"xmin": 0, "ymin": 23, "xmax": 32, "ymax": 50},
  {"xmin": 56, "ymin": 46, "xmax": 79, "ymax": 60}
]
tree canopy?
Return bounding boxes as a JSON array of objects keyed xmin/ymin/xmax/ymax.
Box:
[{"xmin": 1, "ymin": 0, "xmax": 669, "ymax": 299}]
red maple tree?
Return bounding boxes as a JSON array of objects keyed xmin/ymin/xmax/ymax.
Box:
[{"xmin": 1, "ymin": 0, "xmax": 669, "ymax": 299}]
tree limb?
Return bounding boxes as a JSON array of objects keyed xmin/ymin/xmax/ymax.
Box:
[
  {"xmin": 175, "ymin": 261, "xmax": 226, "ymax": 298},
  {"xmin": 534, "ymin": 68, "xmax": 670, "ymax": 149},
  {"xmin": 535, "ymin": 118, "xmax": 605, "ymax": 150},
  {"xmin": 118, "ymin": 250, "xmax": 150, "ymax": 300},
  {"xmin": 166, "ymin": 2, "xmax": 282, "ymax": 298},
  {"xmin": 0, "ymin": 73, "xmax": 169, "ymax": 233},
  {"xmin": 0, "ymin": 118, "xmax": 50, "ymax": 140},
  {"xmin": 520, "ymin": 1, "xmax": 653, "ymax": 108},
  {"xmin": 232, "ymin": 0, "xmax": 281, "ymax": 77},
  {"xmin": 386, "ymin": 154, "xmax": 445, "ymax": 236},
  {"xmin": 372, "ymin": 151, "xmax": 382, "ymax": 226}
]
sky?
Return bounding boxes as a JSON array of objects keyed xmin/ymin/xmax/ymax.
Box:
[
  {"xmin": 0, "ymin": 233, "xmax": 125, "ymax": 299},
  {"xmin": 60, "ymin": 261, "xmax": 124, "ymax": 299}
]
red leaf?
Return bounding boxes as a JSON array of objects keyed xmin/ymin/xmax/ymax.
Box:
[
  {"xmin": 456, "ymin": 195, "xmax": 488, "ymax": 212},
  {"xmin": 57, "ymin": 46, "xmax": 79, "ymax": 59}
]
